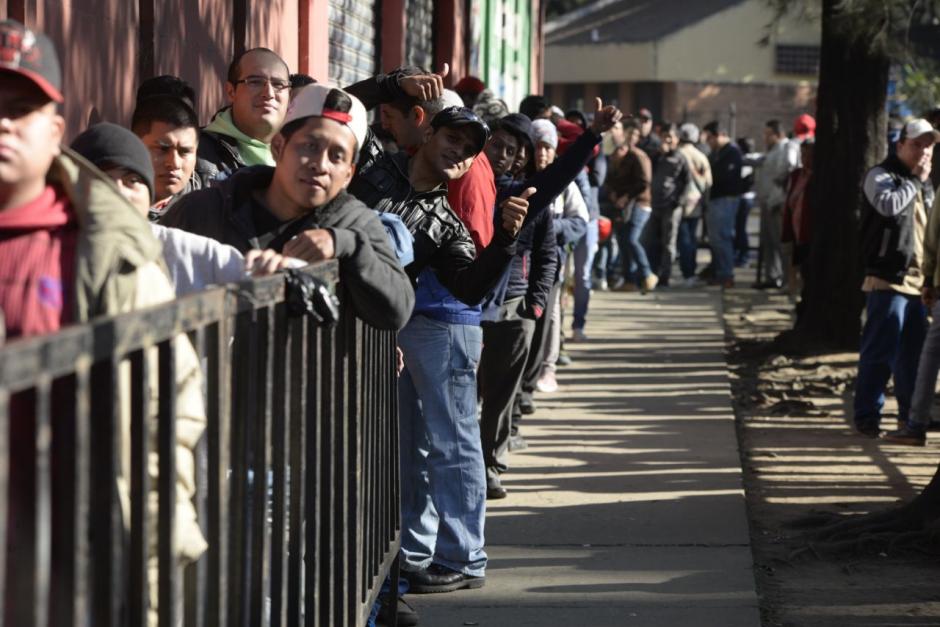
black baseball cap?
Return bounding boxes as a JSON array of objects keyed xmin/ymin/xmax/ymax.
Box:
[
  {"xmin": 431, "ymin": 106, "xmax": 491, "ymax": 154},
  {"xmin": 0, "ymin": 20, "xmax": 63, "ymax": 103}
]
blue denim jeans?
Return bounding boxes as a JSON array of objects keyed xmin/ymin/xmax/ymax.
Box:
[
  {"xmin": 618, "ymin": 206, "xmax": 653, "ymax": 283},
  {"xmin": 398, "ymin": 315, "xmax": 487, "ymax": 576},
  {"xmin": 677, "ymin": 217, "xmax": 699, "ymax": 279},
  {"xmin": 706, "ymin": 196, "xmax": 739, "ymax": 281},
  {"xmin": 573, "ymin": 219, "xmax": 599, "ymax": 331},
  {"xmin": 735, "ymin": 194, "xmax": 753, "ymax": 262},
  {"xmin": 854, "ymin": 290, "xmax": 927, "ymax": 429}
]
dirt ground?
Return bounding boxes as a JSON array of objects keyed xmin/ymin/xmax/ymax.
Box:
[{"xmin": 722, "ymin": 286, "xmax": 940, "ymax": 627}]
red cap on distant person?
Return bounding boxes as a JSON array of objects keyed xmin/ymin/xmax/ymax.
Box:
[
  {"xmin": 0, "ymin": 20, "xmax": 63, "ymax": 103},
  {"xmin": 637, "ymin": 107, "xmax": 653, "ymax": 120},
  {"xmin": 455, "ymin": 76, "xmax": 486, "ymax": 96},
  {"xmin": 793, "ymin": 114, "xmax": 816, "ymax": 139}
]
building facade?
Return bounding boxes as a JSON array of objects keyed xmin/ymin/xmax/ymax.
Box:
[
  {"xmin": 544, "ymin": 0, "xmax": 820, "ymax": 144},
  {"xmin": 0, "ymin": 0, "xmax": 544, "ymax": 140}
]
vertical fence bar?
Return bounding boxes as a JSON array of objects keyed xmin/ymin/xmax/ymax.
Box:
[
  {"xmin": 286, "ymin": 316, "xmax": 307, "ymax": 626},
  {"xmin": 345, "ymin": 315, "xmax": 362, "ymax": 624},
  {"xmin": 317, "ymin": 322, "xmax": 336, "ymax": 627},
  {"xmin": 250, "ymin": 304, "xmax": 274, "ymax": 627},
  {"xmin": 305, "ymin": 324, "xmax": 323, "ymax": 627},
  {"xmin": 89, "ymin": 358, "xmax": 122, "ymax": 627},
  {"xmin": 33, "ymin": 380, "xmax": 52, "ymax": 627},
  {"xmin": 157, "ymin": 340, "xmax": 177, "ymax": 627},
  {"xmin": 49, "ymin": 367, "xmax": 91, "ymax": 627},
  {"xmin": 229, "ymin": 310, "xmax": 255, "ymax": 627},
  {"xmin": 128, "ymin": 350, "xmax": 150, "ymax": 626},
  {"xmin": 205, "ymin": 318, "xmax": 230, "ymax": 627},
  {"xmin": 185, "ymin": 328, "xmax": 208, "ymax": 627},
  {"xmin": 269, "ymin": 304, "xmax": 290, "ymax": 626}
]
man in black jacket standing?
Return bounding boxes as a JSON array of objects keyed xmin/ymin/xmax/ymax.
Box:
[
  {"xmin": 703, "ymin": 121, "xmax": 743, "ymax": 288},
  {"xmin": 348, "ymin": 106, "xmax": 530, "ymax": 596},
  {"xmin": 854, "ymin": 119, "xmax": 939, "ymax": 438}
]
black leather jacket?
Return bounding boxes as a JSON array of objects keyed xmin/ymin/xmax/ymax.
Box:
[{"xmin": 348, "ymin": 151, "xmax": 517, "ymax": 306}]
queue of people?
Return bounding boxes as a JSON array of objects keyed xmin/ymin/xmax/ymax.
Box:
[{"xmin": 0, "ymin": 18, "xmax": 627, "ymax": 626}]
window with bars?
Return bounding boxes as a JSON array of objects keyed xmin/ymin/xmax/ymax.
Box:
[{"xmin": 775, "ymin": 45, "xmax": 820, "ymax": 76}]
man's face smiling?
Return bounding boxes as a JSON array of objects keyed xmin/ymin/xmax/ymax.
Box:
[
  {"xmin": 226, "ymin": 50, "xmax": 290, "ymax": 141},
  {"xmin": 0, "ymin": 73, "xmax": 64, "ymax": 190},
  {"xmin": 424, "ymin": 125, "xmax": 479, "ymax": 180},
  {"xmin": 271, "ymin": 116, "xmax": 357, "ymax": 212}
]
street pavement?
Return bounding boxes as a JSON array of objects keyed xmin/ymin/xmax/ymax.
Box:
[{"xmin": 411, "ymin": 286, "xmax": 762, "ymax": 627}]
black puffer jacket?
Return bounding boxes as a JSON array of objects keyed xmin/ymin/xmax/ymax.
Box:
[
  {"xmin": 348, "ymin": 151, "xmax": 517, "ymax": 306},
  {"xmin": 159, "ymin": 166, "xmax": 414, "ymax": 330}
]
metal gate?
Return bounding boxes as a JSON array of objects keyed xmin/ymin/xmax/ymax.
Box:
[{"xmin": 328, "ymin": 0, "xmax": 379, "ymax": 86}]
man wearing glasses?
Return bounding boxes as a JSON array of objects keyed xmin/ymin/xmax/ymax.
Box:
[{"xmin": 196, "ymin": 47, "xmax": 291, "ymax": 185}]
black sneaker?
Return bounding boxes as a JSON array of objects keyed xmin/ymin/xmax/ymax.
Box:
[
  {"xmin": 884, "ymin": 425, "xmax": 927, "ymax": 446},
  {"xmin": 519, "ymin": 395, "xmax": 536, "ymax": 415},
  {"xmin": 856, "ymin": 423, "xmax": 884, "ymax": 439},
  {"xmin": 486, "ymin": 474, "xmax": 507, "ymax": 500},
  {"xmin": 405, "ymin": 564, "xmax": 485, "ymax": 594}
]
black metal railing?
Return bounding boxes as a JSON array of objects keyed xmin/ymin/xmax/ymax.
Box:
[{"xmin": 0, "ymin": 261, "xmax": 400, "ymax": 627}]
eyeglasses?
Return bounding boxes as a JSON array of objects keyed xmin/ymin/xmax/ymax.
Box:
[{"xmin": 232, "ymin": 76, "xmax": 291, "ymax": 93}]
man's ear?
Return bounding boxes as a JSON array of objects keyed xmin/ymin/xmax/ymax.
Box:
[
  {"xmin": 422, "ymin": 125, "xmax": 434, "ymax": 143},
  {"xmin": 50, "ymin": 113, "xmax": 65, "ymax": 156},
  {"xmin": 224, "ymin": 81, "xmax": 236, "ymax": 104},
  {"xmin": 412, "ymin": 106, "xmax": 427, "ymax": 128},
  {"xmin": 271, "ymin": 133, "xmax": 285, "ymax": 162}
]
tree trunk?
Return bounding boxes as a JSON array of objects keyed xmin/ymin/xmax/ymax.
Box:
[{"xmin": 792, "ymin": 0, "xmax": 890, "ymax": 350}]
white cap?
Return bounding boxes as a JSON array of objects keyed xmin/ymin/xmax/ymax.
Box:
[
  {"xmin": 283, "ymin": 84, "xmax": 368, "ymax": 150},
  {"xmin": 532, "ymin": 119, "xmax": 558, "ymax": 149},
  {"xmin": 902, "ymin": 118, "xmax": 940, "ymax": 143},
  {"xmin": 679, "ymin": 123, "xmax": 700, "ymax": 144},
  {"xmin": 440, "ymin": 89, "xmax": 464, "ymax": 109}
]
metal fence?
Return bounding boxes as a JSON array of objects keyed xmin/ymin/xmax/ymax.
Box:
[{"xmin": 0, "ymin": 261, "xmax": 400, "ymax": 627}]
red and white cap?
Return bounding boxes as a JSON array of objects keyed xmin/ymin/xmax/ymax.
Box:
[
  {"xmin": 283, "ymin": 84, "xmax": 368, "ymax": 150},
  {"xmin": 0, "ymin": 20, "xmax": 63, "ymax": 103}
]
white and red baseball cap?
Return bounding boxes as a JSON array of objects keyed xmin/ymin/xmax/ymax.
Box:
[{"xmin": 283, "ymin": 84, "xmax": 367, "ymax": 150}]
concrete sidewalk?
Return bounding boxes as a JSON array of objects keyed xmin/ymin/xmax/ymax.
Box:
[{"xmin": 411, "ymin": 288, "xmax": 762, "ymax": 627}]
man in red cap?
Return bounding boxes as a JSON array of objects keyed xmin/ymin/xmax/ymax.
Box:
[
  {"xmin": 455, "ymin": 75, "xmax": 486, "ymax": 107},
  {"xmin": 793, "ymin": 113, "xmax": 816, "ymax": 141}
]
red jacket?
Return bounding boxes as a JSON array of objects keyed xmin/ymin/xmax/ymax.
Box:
[{"xmin": 448, "ymin": 153, "xmax": 497, "ymax": 253}]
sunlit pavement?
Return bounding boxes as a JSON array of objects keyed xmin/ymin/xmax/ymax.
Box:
[{"xmin": 412, "ymin": 287, "xmax": 761, "ymax": 627}]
